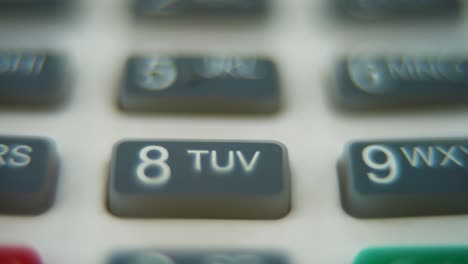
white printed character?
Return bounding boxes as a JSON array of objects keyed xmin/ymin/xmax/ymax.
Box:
[
  {"xmin": 362, "ymin": 145, "xmax": 400, "ymax": 184},
  {"xmin": 400, "ymin": 146, "xmax": 437, "ymax": 168},
  {"xmin": 348, "ymin": 55, "xmax": 394, "ymax": 94},
  {"xmin": 386, "ymin": 55, "xmax": 448, "ymax": 81},
  {"xmin": 0, "ymin": 144, "xmax": 33, "ymax": 168},
  {"xmin": 436, "ymin": 146, "xmax": 464, "ymax": 167},
  {"xmin": 196, "ymin": 57, "xmax": 264, "ymax": 80},
  {"xmin": 135, "ymin": 57, "xmax": 178, "ymax": 91},
  {"xmin": 0, "ymin": 52, "xmax": 45, "ymax": 76},
  {"xmin": 187, "ymin": 150, "xmax": 261, "ymax": 174},
  {"xmin": 136, "ymin": 145, "xmax": 171, "ymax": 186}
]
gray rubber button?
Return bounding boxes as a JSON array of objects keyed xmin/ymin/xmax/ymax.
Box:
[
  {"xmin": 107, "ymin": 140, "xmax": 290, "ymax": 219},
  {"xmin": 338, "ymin": 0, "xmax": 461, "ymax": 20},
  {"xmin": 119, "ymin": 56, "xmax": 280, "ymax": 113},
  {"xmin": 335, "ymin": 54, "xmax": 468, "ymax": 108},
  {"xmin": 109, "ymin": 250, "xmax": 291, "ymax": 264},
  {"xmin": 0, "ymin": 0, "xmax": 69, "ymax": 13},
  {"xmin": 133, "ymin": 0, "xmax": 268, "ymax": 18},
  {"xmin": 0, "ymin": 136, "xmax": 59, "ymax": 215},
  {"xmin": 0, "ymin": 50, "xmax": 67, "ymax": 107},
  {"xmin": 339, "ymin": 139, "xmax": 468, "ymax": 218}
]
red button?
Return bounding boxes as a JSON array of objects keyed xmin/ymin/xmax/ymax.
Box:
[{"xmin": 0, "ymin": 247, "xmax": 42, "ymax": 264}]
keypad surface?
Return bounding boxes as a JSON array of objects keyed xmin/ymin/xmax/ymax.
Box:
[{"xmin": 0, "ymin": 0, "xmax": 468, "ymax": 263}]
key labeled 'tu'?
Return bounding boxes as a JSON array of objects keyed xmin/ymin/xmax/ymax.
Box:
[{"xmin": 108, "ymin": 140, "xmax": 290, "ymax": 219}]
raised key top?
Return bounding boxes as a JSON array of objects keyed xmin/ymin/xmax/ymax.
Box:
[
  {"xmin": 354, "ymin": 247, "xmax": 468, "ymax": 264},
  {"xmin": 133, "ymin": 0, "xmax": 268, "ymax": 18},
  {"xmin": 0, "ymin": 247, "xmax": 42, "ymax": 264},
  {"xmin": 335, "ymin": 54, "xmax": 468, "ymax": 109},
  {"xmin": 0, "ymin": 0, "xmax": 67, "ymax": 13},
  {"xmin": 109, "ymin": 250, "xmax": 290, "ymax": 264},
  {"xmin": 0, "ymin": 136, "xmax": 59, "ymax": 215},
  {"xmin": 107, "ymin": 140, "xmax": 290, "ymax": 219},
  {"xmin": 119, "ymin": 56, "xmax": 280, "ymax": 113},
  {"xmin": 338, "ymin": 139, "xmax": 468, "ymax": 218},
  {"xmin": 0, "ymin": 51, "xmax": 67, "ymax": 107},
  {"xmin": 338, "ymin": 0, "xmax": 461, "ymax": 20}
]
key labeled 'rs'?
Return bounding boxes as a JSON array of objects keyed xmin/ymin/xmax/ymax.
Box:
[
  {"xmin": 335, "ymin": 54, "xmax": 468, "ymax": 108},
  {"xmin": 338, "ymin": 139, "xmax": 468, "ymax": 218},
  {"xmin": 0, "ymin": 136, "xmax": 59, "ymax": 215},
  {"xmin": 107, "ymin": 140, "xmax": 290, "ymax": 219},
  {"xmin": 119, "ymin": 55, "xmax": 280, "ymax": 113}
]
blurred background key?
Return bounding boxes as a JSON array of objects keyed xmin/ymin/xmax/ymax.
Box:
[
  {"xmin": 0, "ymin": 246, "xmax": 42, "ymax": 264},
  {"xmin": 0, "ymin": 0, "xmax": 71, "ymax": 15},
  {"xmin": 354, "ymin": 247, "xmax": 468, "ymax": 264},
  {"xmin": 337, "ymin": 0, "xmax": 462, "ymax": 20},
  {"xmin": 334, "ymin": 54, "xmax": 468, "ymax": 109},
  {"xmin": 133, "ymin": 0, "xmax": 269, "ymax": 18},
  {"xmin": 109, "ymin": 250, "xmax": 291, "ymax": 264},
  {"xmin": 0, "ymin": 136, "xmax": 59, "ymax": 215},
  {"xmin": 119, "ymin": 55, "xmax": 281, "ymax": 114},
  {"xmin": 0, "ymin": 51, "xmax": 67, "ymax": 108}
]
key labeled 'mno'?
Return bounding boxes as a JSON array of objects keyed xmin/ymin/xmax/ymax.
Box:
[
  {"xmin": 335, "ymin": 54, "xmax": 468, "ymax": 108},
  {"xmin": 107, "ymin": 140, "xmax": 290, "ymax": 219}
]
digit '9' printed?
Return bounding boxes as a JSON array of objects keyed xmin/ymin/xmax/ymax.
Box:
[{"xmin": 339, "ymin": 139, "xmax": 468, "ymax": 218}]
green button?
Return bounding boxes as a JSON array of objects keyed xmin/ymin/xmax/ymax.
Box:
[{"xmin": 354, "ymin": 247, "xmax": 468, "ymax": 264}]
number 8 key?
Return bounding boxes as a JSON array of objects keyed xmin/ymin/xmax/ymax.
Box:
[{"xmin": 107, "ymin": 140, "xmax": 291, "ymax": 219}]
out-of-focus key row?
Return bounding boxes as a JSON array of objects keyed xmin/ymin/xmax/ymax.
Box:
[
  {"xmin": 2, "ymin": 50, "xmax": 468, "ymax": 111},
  {"xmin": 0, "ymin": 51, "xmax": 281, "ymax": 113},
  {"xmin": 1, "ymin": 135, "xmax": 468, "ymax": 219},
  {"xmin": 0, "ymin": 0, "xmax": 463, "ymax": 21},
  {"xmin": 3, "ymin": 246, "xmax": 468, "ymax": 263}
]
